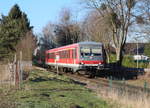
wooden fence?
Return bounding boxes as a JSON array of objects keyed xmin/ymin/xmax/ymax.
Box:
[{"xmin": 0, "ymin": 61, "xmax": 32, "ymax": 88}]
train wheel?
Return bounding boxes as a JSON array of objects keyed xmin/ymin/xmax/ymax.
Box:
[
  {"xmin": 63, "ymin": 68, "xmax": 68, "ymax": 73},
  {"xmin": 88, "ymin": 71, "xmax": 96, "ymax": 78},
  {"xmin": 59, "ymin": 67, "xmax": 64, "ymax": 74},
  {"xmin": 47, "ymin": 66, "xmax": 51, "ymax": 71},
  {"xmin": 75, "ymin": 70, "xmax": 80, "ymax": 75}
]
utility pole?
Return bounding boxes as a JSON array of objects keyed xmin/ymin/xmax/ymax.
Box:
[
  {"xmin": 135, "ymin": 34, "xmax": 140, "ymax": 69},
  {"xmin": 136, "ymin": 40, "xmax": 139, "ymax": 68}
]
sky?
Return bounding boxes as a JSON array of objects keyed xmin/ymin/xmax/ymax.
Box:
[
  {"xmin": 0, "ymin": 0, "xmax": 85, "ymax": 33},
  {"xmin": 0, "ymin": 0, "xmax": 144, "ymax": 43}
]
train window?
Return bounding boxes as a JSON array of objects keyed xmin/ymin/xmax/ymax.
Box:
[
  {"xmin": 47, "ymin": 53, "xmax": 55, "ymax": 59},
  {"xmin": 59, "ymin": 52, "xmax": 60, "ymax": 58},
  {"xmin": 57, "ymin": 50, "xmax": 72, "ymax": 59},
  {"xmin": 91, "ymin": 48, "xmax": 102, "ymax": 56},
  {"xmin": 53, "ymin": 53, "xmax": 55, "ymax": 59},
  {"xmin": 52, "ymin": 53, "xmax": 55, "ymax": 59},
  {"xmin": 81, "ymin": 48, "xmax": 90, "ymax": 53},
  {"xmin": 61, "ymin": 51, "xmax": 63, "ymax": 59},
  {"xmin": 47, "ymin": 53, "xmax": 49, "ymax": 59},
  {"xmin": 68, "ymin": 50, "xmax": 70, "ymax": 58},
  {"xmin": 59, "ymin": 51, "xmax": 62, "ymax": 59},
  {"xmin": 66, "ymin": 50, "xmax": 68, "ymax": 58},
  {"xmin": 81, "ymin": 47, "xmax": 90, "ymax": 56},
  {"xmin": 62, "ymin": 51, "xmax": 65, "ymax": 58},
  {"xmin": 68, "ymin": 50, "xmax": 69, "ymax": 58},
  {"xmin": 61, "ymin": 51, "xmax": 63, "ymax": 58},
  {"xmin": 66, "ymin": 51, "xmax": 67, "ymax": 58},
  {"xmin": 49, "ymin": 53, "xmax": 51, "ymax": 59},
  {"xmin": 71, "ymin": 49, "xmax": 73, "ymax": 58},
  {"xmin": 63, "ymin": 51, "xmax": 65, "ymax": 58},
  {"xmin": 66, "ymin": 50, "xmax": 69, "ymax": 58},
  {"xmin": 64, "ymin": 51, "xmax": 66, "ymax": 58},
  {"xmin": 50, "ymin": 53, "xmax": 52, "ymax": 59}
]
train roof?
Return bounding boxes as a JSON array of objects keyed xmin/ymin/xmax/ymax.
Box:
[
  {"xmin": 46, "ymin": 41, "xmax": 103, "ymax": 53},
  {"xmin": 78, "ymin": 41, "xmax": 103, "ymax": 45}
]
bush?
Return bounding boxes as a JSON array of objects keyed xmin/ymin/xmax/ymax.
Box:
[
  {"xmin": 122, "ymin": 55, "xmax": 148, "ymax": 68},
  {"xmin": 109, "ymin": 54, "xmax": 149, "ymax": 68}
]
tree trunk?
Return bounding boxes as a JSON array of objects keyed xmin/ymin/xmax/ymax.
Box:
[
  {"xmin": 116, "ymin": 48, "xmax": 123, "ymax": 66},
  {"xmin": 105, "ymin": 50, "xmax": 110, "ymax": 63}
]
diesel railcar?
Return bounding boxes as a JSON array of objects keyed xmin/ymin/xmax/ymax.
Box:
[{"xmin": 45, "ymin": 42, "xmax": 106, "ymax": 72}]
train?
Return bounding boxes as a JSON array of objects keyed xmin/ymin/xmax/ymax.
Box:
[{"xmin": 45, "ymin": 41, "xmax": 106, "ymax": 75}]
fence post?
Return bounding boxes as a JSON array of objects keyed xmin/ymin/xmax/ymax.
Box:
[
  {"xmin": 122, "ymin": 77, "xmax": 125, "ymax": 85},
  {"xmin": 15, "ymin": 61, "xmax": 20, "ymax": 89},
  {"xmin": 144, "ymin": 81, "xmax": 147, "ymax": 91},
  {"xmin": 109, "ymin": 76, "xmax": 112, "ymax": 90},
  {"xmin": 13, "ymin": 54, "xmax": 17, "ymax": 85},
  {"xmin": 20, "ymin": 51, "xmax": 23, "ymax": 89}
]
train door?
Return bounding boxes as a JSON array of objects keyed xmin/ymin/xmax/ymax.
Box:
[
  {"xmin": 55, "ymin": 53, "xmax": 59, "ymax": 65},
  {"xmin": 73, "ymin": 48, "xmax": 77, "ymax": 64},
  {"xmin": 70, "ymin": 49, "xmax": 74, "ymax": 64}
]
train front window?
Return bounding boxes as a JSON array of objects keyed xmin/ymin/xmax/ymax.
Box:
[
  {"xmin": 80, "ymin": 48, "xmax": 91, "ymax": 56},
  {"xmin": 91, "ymin": 48, "xmax": 102, "ymax": 56},
  {"xmin": 80, "ymin": 46, "xmax": 102, "ymax": 60}
]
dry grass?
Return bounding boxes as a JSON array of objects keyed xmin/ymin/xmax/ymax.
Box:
[
  {"xmin": 126, "ymin": 71, "xmax": 150, "ymax": 88},
  {"xmin": 97, "ymin": 87, "xmax": 150, "ymax": 108},
  {"xmin": 0, "ymin": 65, "xmax": 11, "ymax": 81},
  {"xmin": 0, "ymin": 87, "xmax": 17, "ymax": 108}
]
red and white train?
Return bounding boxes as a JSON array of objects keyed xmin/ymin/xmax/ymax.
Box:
[{"xmin": 45, "ymin": 42, "xmax": 106, "ymax": 73}]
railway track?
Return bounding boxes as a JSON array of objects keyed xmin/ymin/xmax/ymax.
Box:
[
  {"xmin": 67, "ymin": 73, "xmax": 150, "ymax": 94},
  {"xmin": 47, "ymin": 68, "xmax": 150, "ymax": 97},
  {"xmin": 36, "ymin": 66, "xmax": 150, "ymax": 97}
]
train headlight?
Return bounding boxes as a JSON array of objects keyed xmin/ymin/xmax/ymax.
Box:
[
  {"xmin": 81, "ymin": 62, "xmax": 84, "ymax": 65},
  {"xmin": 99, "ymin": 62, "xmax": 102, "ymax": 65},
  {"xmin": 80, "ymin": 62, "xmax": 84, "ymax": 66}
]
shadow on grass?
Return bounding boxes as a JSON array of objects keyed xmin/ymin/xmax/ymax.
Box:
[
  {"xmin": 70, "ymin": 104, "xmax": 84, "ymax": 108},
  {"xmin": 29, "ymin": 76, "xmax": 87, "ymax": 86}
]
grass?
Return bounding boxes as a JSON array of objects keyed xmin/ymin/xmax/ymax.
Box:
[
  {"xmin": 97, "ymin": 87, "xmax": 150, "ymax": 108},
  {"xmin": 1, "ymin": 68, "xmax": 150, "ymax": 108},
  {"xmin": 126, "ymin": 78, "xmax": 150, "ymax": 88},
  {"xmin": 0, "ymin": 69, "xmax": 113, "ymax": 108}
]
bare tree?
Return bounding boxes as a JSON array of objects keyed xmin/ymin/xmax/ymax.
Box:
[
  {"xmin": 15, "ymin": 31, "xmax": 37, "ymax": 61},
  {"xmin": 55, "ymin": 8, "xmax": 83, "ymax": 46},
  {"xmin": 81, "ymin": 0, "xmax": 137, "ymax": 65},
  {"xmin": 36, "ymin": 22, "xmax": 56, "ymax": 64},
  {"xmin": 41, "ymin": 22, "xmax": 56, "ymax": 49},
  {"xmin": 83, "ymin": 10, "xmax": 113, "ymax": 62},
  {"xmin": 136, "ymin": 0, "xmax": 150, "ymax": 41}
]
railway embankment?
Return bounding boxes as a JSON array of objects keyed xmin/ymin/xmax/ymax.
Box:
[
  {"xmin": 65, "ymin": 69, "xmax": 150, "ymax": 108},
  {"xmin": 1, "ymin": 66, "xmax": 150, "ymax": 108},
  {"xmin": 0, "ymin": 68, "xmax": 117, "ymax": 108}
]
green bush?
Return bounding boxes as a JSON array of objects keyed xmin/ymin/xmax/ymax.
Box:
[
  {"xmin": 122, "ymin": 55, "xmax": 148, "ymax": 68},
  {"xmin": 109, "ymin": 54, "xmax": 149, "ymax": 68}
]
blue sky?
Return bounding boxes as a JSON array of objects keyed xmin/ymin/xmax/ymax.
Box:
[{"xmin": 0, "ymin": 0, "xmax": 84, "ymax": 33}]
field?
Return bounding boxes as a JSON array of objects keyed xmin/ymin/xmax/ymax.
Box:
[{"xmin": 0, "ymin": 69, "xmax": 116, "ymax": 108}]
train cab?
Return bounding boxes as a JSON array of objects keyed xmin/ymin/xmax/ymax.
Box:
[{"xmin": 77, "ymin": 42, "xmax": 106, "ymax": 71}]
